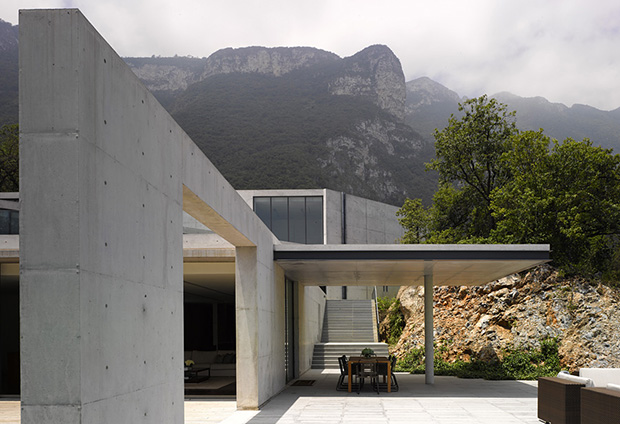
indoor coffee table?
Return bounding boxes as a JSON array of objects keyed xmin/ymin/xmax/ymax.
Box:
[{"xmin": 184, "ymin": 366, "xmax": 210, "ymax": 383}]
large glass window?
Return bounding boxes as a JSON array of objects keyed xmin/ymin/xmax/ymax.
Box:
[
  {"xmin": 253, "ymin": 196, "xmax": 324, "ymax": 244},
  {"xmin": 0, "ymin": 210, "xmax": 18, "ymax": 235}
]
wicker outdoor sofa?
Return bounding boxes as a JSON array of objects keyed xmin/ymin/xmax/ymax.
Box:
[{"xmin": 538, "ymin": 369, "xmax": 620, "ymax": 424}]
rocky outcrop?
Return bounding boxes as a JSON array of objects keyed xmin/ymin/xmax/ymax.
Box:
[
  {"xmin": 405, "ymin": 77, "xmax": 461, "ymax": 112},
  {"xmin": 128, "ymin": 63, "xmax": 201, "ymax": 92},
  {"xmin": 201, "ymin": 46, "xmax": 339, "ymax": 79},
  {"xmin": 391, "ymin": 265, "xmax": 620, "ymax": 372},
  {"xmin": 317, "ymin": 118, "xmax": 424, "ymax": 204},
  {"xmin": 329, "ymin": 45, "xmax": 406, "ymax": 120}
]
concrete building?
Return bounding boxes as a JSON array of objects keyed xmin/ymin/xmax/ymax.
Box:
[{"xmin": 0, "ymin": 9, "xmax": 549, "ymax": 423}]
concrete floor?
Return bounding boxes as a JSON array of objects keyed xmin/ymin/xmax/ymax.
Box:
[{"xmin": 1, "ymin": 370, "xmax": 541, "ymax": 423}]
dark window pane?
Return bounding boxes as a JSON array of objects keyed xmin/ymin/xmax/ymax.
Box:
[
  {"xmin": 0, "ymin": 210, "xmax": 10, "ymax": 234},
  {"xmin": 10, "ymin": 210, "xmax": 18, "ymax": 234},
  {"xmin": 288, "ymin": 197, "xmax": 306, "ymax": 243},
  {"xmin": 305, "ymin": 197, "xmax": 323, "ymax": 244},
  {"xmin": 271, "ymin": 197, "xmax": 289, "ymax": 241},
  {"xmin": 254, "ymin": 197, "xmax": 271, "ymax": 229}
]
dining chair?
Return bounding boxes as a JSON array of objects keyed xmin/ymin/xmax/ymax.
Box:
[
  {"xmin": 376, "ymin": 355, "xmax": 399, "ymax": 392},
  {"xmin": 357, "ymin": 359, "xmax": 379, "ymax": 394},
  {"xmin": 337, "ymin": 355, "xmax": 359, "ymax": 391}
]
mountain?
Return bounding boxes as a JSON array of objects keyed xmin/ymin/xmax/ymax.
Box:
[
  {"xmin": 404, "ymin": 77, "xmax": 461, "ymax": 140},
  {"xmin": 404, "ymin": 77, "xmax": 620, "ymax": 152},
  {"xmin": 493, "ymin": 92, "xmax": 620, "ymax": 151},
  {"xmin": 165, "ymin": 46, "xmax": 435, "ymax": 205},
  {"xmin": 0, "ymin": 19, "xmax": 18, "ymax": 127}
]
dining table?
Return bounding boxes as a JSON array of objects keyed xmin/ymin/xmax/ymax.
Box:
[{"xmin": 347, "ymin": 356, "xmax": 391, "ymax": 393}]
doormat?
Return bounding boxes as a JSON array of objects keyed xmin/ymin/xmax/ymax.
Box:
[{"xmin": 291, "ymin": 380, "xmax": 315, "ymax": 386}]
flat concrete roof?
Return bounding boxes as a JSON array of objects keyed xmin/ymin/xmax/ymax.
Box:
[{"xmin": 274, "ymin": 244, "xmax": 550, "ymax": 286}]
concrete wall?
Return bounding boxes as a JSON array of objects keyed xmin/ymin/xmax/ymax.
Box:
[
  {"xmin": 344, "ymin": 193, "xmax": 403, "ymax": 244},
  {"xmin": 19, "ymin": 8, "xmax": 288, "ymax": 419},
  {"xmin": 298, "ymin": 286, "xmax": 326, "ymax": 373},
  {"xmin": 19, "ymin": 9, "xmax": 183, "ymax": 423}
]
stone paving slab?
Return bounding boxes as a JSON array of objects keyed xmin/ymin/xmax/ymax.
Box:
[{"xmin": 0, "ymin": 370, "xmax": 541, "ymax": 423}]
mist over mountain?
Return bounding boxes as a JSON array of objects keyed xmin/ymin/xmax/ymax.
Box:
[
  {"xmin": 1, "ymin": 22, "xmax": 619, "ymax": 204},
  {"xmin": 405, "ymin": 77, "xmax": 620, "ymax": 152}
]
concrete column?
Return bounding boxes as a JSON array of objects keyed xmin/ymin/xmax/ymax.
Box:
[
  {"xmin": 424, "ymin": 274, "xmax": 434, "ymax": 385},
  {"xmin": 235, "ymin": 246, "xmax": 260, "ymax": 409},
  {"xmin": 19, "ymin": 9, "xmax": 183, "ymax": 423}
]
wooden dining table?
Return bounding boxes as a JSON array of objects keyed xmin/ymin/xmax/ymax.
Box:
[{"xmin": 347, "ymin": 356, "xmax": 391, "ymax": 393}]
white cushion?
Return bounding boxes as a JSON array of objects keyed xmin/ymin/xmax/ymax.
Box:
[
  {"xmin": 607, "ymin": 383, "xmax": 620, "ymax": 392},
  {"xmin": 580, "ymin": 368, "xmax": 620, "ymax": 387},
  {"xmin": 557, "ymin": 372, "xmax": 594, "ymax": 387}
]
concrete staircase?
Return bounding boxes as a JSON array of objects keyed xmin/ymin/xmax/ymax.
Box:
[{"xmin": 311, "ymin": 300, "xmax": 388, "ymax": 369}]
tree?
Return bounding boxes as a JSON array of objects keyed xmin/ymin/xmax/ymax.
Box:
[
  {"xmin": 398, "ymin": 95, "xmax": 620, "ymax": 277},
  {"xmin": 0, "ymin": 123, "xmax": 18, "ymax": 192},
  {"xmin": 425, "ymin": 95, "xmax": 518, "ymax": 240},
  {"xmin": 491, "ymin": 134, "xmax": 620, "ymax": 275}
]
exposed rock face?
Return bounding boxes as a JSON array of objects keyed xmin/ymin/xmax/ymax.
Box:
[
  {"xmin": 405, "ymin": 77, "xmax": 461, "ymax": 112},
  {"xmin": 128, "ymin": 63, "xmax": 201, "ymax": 92},
  {"xmin": 201, "ymin": 46, "xmax": 339, "ymax": 79},
  {"xmin": 392, "ymin": 265, "xmax": 620, "ymax": 372},
  {"xmin": 317, "ymin": 118, "xmax": 423, "ymax": 204},
  {"xmin": 329, "ymin": 45, "xmax": 406, "ymax": 120}
]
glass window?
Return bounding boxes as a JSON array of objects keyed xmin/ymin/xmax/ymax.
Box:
[
  {"xmin": 288, "ymin": 197, "xmax": 306, "ymax": 244},
  {"xmin": 252, "ymin": 196, "xmax": 323, "ymax": 244},
  {"xmin": 0, "ymin": 210, "xmax": 18, "ymax": 235},
  {"xmin": 271, "ymin": 197, "xmax": 288, "ymax": 241},
  {"xmin": 305, "ymin": 197, "xmax": 323, "ymax": 244},
  {"xmin": 0, "ymin": 210, "xmax": 9, "ymax": 234},
  {"xmin": 254, "ymin": 197, "xmax": 271, "ymax": 228}
]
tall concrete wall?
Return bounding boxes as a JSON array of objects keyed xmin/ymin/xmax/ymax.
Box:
[
  {"xmin": 19, "ymin": 7, "xmax": 288, "ymax": 419},
  {"xmin": 19, "ymin": 9, "xmax": 183, "ymax": 423},
  {"xmin": 298, "ymin": 286, "xmax": 326, "ymax": 373}
]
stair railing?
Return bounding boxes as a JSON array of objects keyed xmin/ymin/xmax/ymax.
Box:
[{"xmin": 372, "ymin": 286, "xmax": 380, "ymax": 342}]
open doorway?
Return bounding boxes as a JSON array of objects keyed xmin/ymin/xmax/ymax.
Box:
[
  {"xmin": 183, "ymin": 260, "xmax": 236, "ymax": 397},
  {"xmin": 0, "ymin": 261, "xmax": 19, "ymax": 397}
]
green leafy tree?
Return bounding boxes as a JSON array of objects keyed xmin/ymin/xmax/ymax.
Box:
[
  {"xmin": 398, "ymin": 95, "xmax": 620, "ymax": 277},
  {"xmin": 427, "ymin": 95, "xmax": 518, "ymax": 239},
  {"xmin": 491, "ymin": 133, "xmax": 620, "ymax": 275},
  {"xmin": 0, "ymin": 123, "xmax": 18, "ymax": 192}
]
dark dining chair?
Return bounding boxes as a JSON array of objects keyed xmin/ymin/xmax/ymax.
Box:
[
  {"xmin": 376, "ymin": 355, "xmax": 399, "ymax": 392},
  {"xmin": 337, "ymin": 355, "xmax": 360, "ymax": 391},
  {"xmin": 357, "ymin": 358, "xmax": 379, "ymax": 394}
]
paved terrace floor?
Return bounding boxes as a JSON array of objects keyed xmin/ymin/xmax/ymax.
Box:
[{"xmin": 0, "ymin": 370, "xmax": 540, "ymax": 423}]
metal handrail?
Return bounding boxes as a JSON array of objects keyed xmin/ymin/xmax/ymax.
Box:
[{"xmin": 372, "ymin": 286, "xmax": 380, "ymax": 342}]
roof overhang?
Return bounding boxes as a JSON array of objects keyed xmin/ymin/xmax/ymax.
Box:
[{"xmin": 274, "ymin": 244, "xmax": 550, "ymax": 286}]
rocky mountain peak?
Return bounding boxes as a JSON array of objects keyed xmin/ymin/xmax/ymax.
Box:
[
  {"xmin": 328, "ymin": 44, "xmax": 406, "ymax": 120},
  {"xmin": 406, "ymin": 77, "xmax": 461, "ymax": 108},
  {"xmin": 201, "ymin": 46, "xmax": 340, "ymax": 79},
  {"xmin": 0, "ymin": 19, "xmax": 18, "ymax": 52}
]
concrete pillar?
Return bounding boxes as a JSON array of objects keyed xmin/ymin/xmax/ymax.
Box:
[
  {"xmin": 235, "ymin": 246, "xmax": 260, "ymax": 409},
  {"xmin": 19, "ymin": 9, "xmax": 183, "ymax": 423},
  {"xmin": 424, "ymin": 274, "xmax": 434, "ymax": 385}
]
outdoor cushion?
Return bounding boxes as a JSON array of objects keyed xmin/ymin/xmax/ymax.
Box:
[
  {"xmin": 580, "ymin": 368, "xmax": 620, "ymax": 387},
  {"xmin": 608, "ymin": 383, "xmax": 620, "ymax": 392},
  {"xmin": 558, "ymin": 372, "xmax": 594, "ymax": 387}
]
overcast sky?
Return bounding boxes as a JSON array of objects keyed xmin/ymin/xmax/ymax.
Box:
[{"xmin": 2, "ymin": 0, "xmax": 620, "ymax": 111}]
